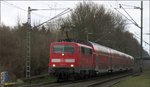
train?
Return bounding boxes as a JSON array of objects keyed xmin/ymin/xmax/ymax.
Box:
[{"xmin": 48, "ymin": 40, "xmax": 134, "ymax": 80}]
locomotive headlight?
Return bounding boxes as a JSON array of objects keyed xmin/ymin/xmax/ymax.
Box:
[
  {"xmin": 70, "ymin": 64, "xmax": 74, "ymax": 67},
  {"xmin": 62, "ymin": 53, "xmax": 64, "ymax": 56},
  {"xmin": 52, "ymin": 64, "xmax": 56, "ymax": 67}
]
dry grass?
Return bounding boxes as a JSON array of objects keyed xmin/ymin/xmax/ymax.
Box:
[{"xmin": 112, "ymin": 68, "xmax": 150, "ymax": 87}]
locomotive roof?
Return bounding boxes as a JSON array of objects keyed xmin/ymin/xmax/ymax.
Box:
[
  {"xmin": 51, "ymin": 41, "xmax": 92, "ymax": 49},
  {"xmin": 77, "ymin": 43, "xmax": 93, "ymax": 49},
  {"xmin": 89, "ymin": 41, "xmax": 134, "ymax": 59},
  {"xmin": 51, "ymin": 41, "xmax": 134, "ymax": 59}
]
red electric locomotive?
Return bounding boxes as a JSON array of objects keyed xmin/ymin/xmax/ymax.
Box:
[{"xmin": 48, "ymin": 41, "xmax": 134, "ymax": 79}]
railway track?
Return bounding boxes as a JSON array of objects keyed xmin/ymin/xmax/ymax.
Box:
[
  {"xmin": 87, "ymin": 72, "xmax": 131, "ymax": 87},
  {"xmin": 87, "ymin": 71, "xmax": 140, "ymax": 87},
  {"xmin": 39, "ymin": 71, "xmax": 134, "ymax": 87}
]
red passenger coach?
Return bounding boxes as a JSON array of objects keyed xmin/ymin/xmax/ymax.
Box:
[
  {"xmin": 48, "ymin": 41, "xmax": 134, "ymax": 79},
  {"xmin": 90, "ymin": 42, "xmax": 134, "ymax": 73}
]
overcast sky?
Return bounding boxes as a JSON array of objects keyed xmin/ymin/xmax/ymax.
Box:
[{"xmin": 0, "ymin": 0, "xmax": 150, "ymax": 54}]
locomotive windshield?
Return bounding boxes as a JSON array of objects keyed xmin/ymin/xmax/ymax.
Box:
[{"xmin": 53, "ymin": 45, "xmax": 74, "ymax": 53}]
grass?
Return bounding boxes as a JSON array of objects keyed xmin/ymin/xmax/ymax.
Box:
[
  {"xmin": 17, "ymin": 75, "xmax": 57, "ymax": 86},
  {"xmin": 2, "ymin": 76, "xmax": 56, "ymax": 86},
  {"xmin": 27, "ymin": 76, "xmax": 56, "ymax": 84},
  {"xmin": 112, "ymin": 69, "xmax": 150, "ymax": 87}
]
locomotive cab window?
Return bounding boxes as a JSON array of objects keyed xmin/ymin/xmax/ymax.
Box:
[
  {"xmin": 64, "ymin": 46, "xmax": 74, "ymax": 53},
  {"xmin": 53, "ymin": 45, "xmax": 63, "ymax": 53},
  {"xmin": 53, "ymin": 45, "xmax": 74, "ymax": 53}
]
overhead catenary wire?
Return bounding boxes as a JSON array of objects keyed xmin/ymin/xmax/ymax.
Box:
[
  {"xmin": 111, "ymin": 1, "xmax": 141, "ymax": 29},
  {"xmin": 134, "ymin": 33, "xmax": 150, "ymax": 55},
  {"xmin": 35, "ymin": 9, "xmax": 71, "ymax": 28},
  {"xmin": 134, "ymin": 34, "xmax": 150, "ymax": 46},
  {"xmin": 2, "ymin": 0, "xmax": 26, "ymax": 11},
  {"xmin": 31, "ymin": 8, "xmax": 70, "ymax": 11},
  {"xmin": 119, "ymin": 4, "xmax": 140, "ymax": 28},
  {"xmin": 120, "ymin": 4, "xmax": 141, "ymax": 9},
  {"xmin": 1, "ymin": 1, "xmax": 48, "ymax": 20},
  {"xmin": 114, "ymin": 8, "xmax": 141, "ymax": 29},
  {"xmin": 34, "ymin": 8, "xmax": 72, "ymax": 28}
]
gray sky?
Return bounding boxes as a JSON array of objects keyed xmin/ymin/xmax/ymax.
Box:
[{"xmin": 0, "ymin": 0, "xmax": 150, "ymax": 54}]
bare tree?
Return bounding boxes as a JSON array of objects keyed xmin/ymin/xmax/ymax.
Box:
[{"xmin": 60, "ymin": 2, "xmax": 143, "ymax": 57}]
